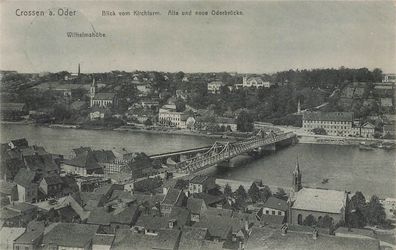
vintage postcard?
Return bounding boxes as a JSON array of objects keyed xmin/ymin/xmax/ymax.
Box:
[{"xmin": 0, "ymin": 1, "xmax": 395, "ymax": 249}]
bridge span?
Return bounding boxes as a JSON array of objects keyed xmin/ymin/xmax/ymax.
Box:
[{"xmin": 149, "ymin": 131, "xmax": 297, "ymax": 174}]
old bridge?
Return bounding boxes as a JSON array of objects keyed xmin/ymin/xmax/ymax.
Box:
[{"xmin": 149, "ymin": 131, "xmax": 297, "ymax": 174}]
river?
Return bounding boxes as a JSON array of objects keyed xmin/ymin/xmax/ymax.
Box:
[{"xmin": 1, "ymin": 124, "xmax": 395, "ymax": 198}]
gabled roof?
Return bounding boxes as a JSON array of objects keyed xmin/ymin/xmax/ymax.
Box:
[
  {"xmin": 72, "ymin": 147, "xmax": 92, "ymax": 156},
  {"xmin": 135, "ymin": 214, "xmax": 169, "ymax": 230},
  {"xmin": 162, "ymin": 188, "xmax": 183, "ymax": 206},
  {"xmin": 112, "ymin": 229, "xmax": 181, "ymax": 250},
  {"xmin": 179, "ymin": 226, "xmax": 208, "ymax": 250},
  {"xmin": 64, "ymin": 151, "xmax": 102, "ymax": 170},
  {"xmin": 92, "ymin": 150, "xmax": 115, "ymax": 163},
  {"xmin": 93, "ymin": 234, "xmax": 115, "ymax": 246},
  {"xmin": 263, "ymin": 197, "xmax": 288, "ymax": 211},
  {"xmin": 14, "ymin": 168, "xmax": 35, "ymax": 187},
  {"xmin": 192, "ymin": 215, "xmax": 232, "ymax": 240},
  {"xmin": 43, "ymin": 223, "xmax": 99, "ymax": 248},
  {"xmin": 42, "ymin": 175, "xmax": 63, "ymax": 186},
  {"xmin": 187, "ymin": 197, "xmax": 205, "ymax": 215},
  {"xmin": 292, "ymin": 188, "xmax": 347, "ymax": 214}
]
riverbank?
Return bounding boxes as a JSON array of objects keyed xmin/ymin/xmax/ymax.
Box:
[{"xmin": 297, "ymin": 134, "xmax": 396, "ymax": 146}]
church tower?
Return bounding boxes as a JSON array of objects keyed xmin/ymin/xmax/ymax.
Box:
[
  {"xmin": 292, "ymin": 157, "xmax": 302, "ymax": 192},
  {"xmin": 90, "ymin": 77, "xmax": 96, "ymax": 107}
]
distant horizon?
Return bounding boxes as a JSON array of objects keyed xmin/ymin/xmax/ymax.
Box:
[
  {"xmin": 1, "ymin": 65, "xmax": 394, "ymax": 75},
  {"xmin": 1, "ymin": 1, "xmax": 395, "ymax": 74}
]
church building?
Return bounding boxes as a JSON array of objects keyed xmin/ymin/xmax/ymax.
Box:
[
  {"xmin": 90, "ymin": 78, "xmax": 118, "ymax": 108},
  {"xmin": 288, "ymin": 159, "xmax": 348, "ymax": 226}
]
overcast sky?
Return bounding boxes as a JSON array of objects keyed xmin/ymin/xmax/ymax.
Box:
[{"xmin": 1, "ymin": 1, "xmax": 395, "ymax": 74}]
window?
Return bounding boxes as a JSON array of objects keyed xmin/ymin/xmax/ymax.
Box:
[
  {"xmin": 278, "ymin": 211, "xmax": 282, "ymax": 216},
  {"xmin": 266, "ymin": 210, "xmax": 269, "ymax": 215},
  {"xmin": 297, "ymin": 214, "xmax": 303, "ymax": 225},
  {"xmin": 272, "ymin": 211, "xmax": 275, "ymax": 215}
]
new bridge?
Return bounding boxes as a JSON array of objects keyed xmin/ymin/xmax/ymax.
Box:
[{"xmin": 149, "ymin": 131, "xmax": 297, "ymax": 174}]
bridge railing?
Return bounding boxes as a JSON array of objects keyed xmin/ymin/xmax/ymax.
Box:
[{"xmin": 175, "ymin": 132, "xmax": 295, "ymax": 173}]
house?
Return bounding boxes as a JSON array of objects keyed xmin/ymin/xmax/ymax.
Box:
[
  {"xmin": 0, "ymin": 227, "xmax": 25, "ymax": 250},
  {"xmin": 207, "ymin": 81, "xmax": 224, "ymax": 94},
  {"xmin": 87, "ymin": 205, "xmax": 139, "ymax": 231},
  {"xmin": 92, "ymin": 233, "xmax": 115, "ymax": 250},
  {"xmin": 188, "ymin": 175, "xmax": 216, "ymax": 194},
  {"xmin": 61, "ymin": 151, "xmax": 104, "ymax": 176},
  {"xmin": 380, "ymin": 98, "xmax": 393, "ymax": 108},
  {"xmin": 0, "ymin": 180, "xmax": 17, "ymax": 204},
  {"xmin": 13, "ymin": 228, "xmax": 43, "ymax": 250},
  {"xmin": 246, "ymin": 226, "xmax": 380, "ymax": 250},
  {"xmin": 261, "ymin": 196, "xmax": 288, "ymax": 218},
  {"xmin": 42, "ymin": 223, "xmax": 99, "ymax": 250},
  {"xmin": 161, "ymin": 188, "xmax": 186, "ymax": 215},
  {"xmin": 89, "ymin": 107, "xmax": 111, "ymax": 120},
  {"xmin": 158, "ymin": 105, "xmax": 189, "ymax": 129},
  {"xmin": 289, "ymin": 187, "xmax": 348, "ymax": 226},
  {"xmin": 14, "ymin": 168, "xmax": 38, "ymax": 202},
  {"xmin": 111, "ymin": 228, "xmax": 181, "ymax": 250},
  {"xmin": 187, "ymin": 197, "xmax": 207, "ymax": 222},
  {"xmin": 39, "ymin": 175, "xmax": 64, "ymax": 198},
  {"xmin": 302, "ymin": 112, "xmax": 354, "ymax": 136},
  {"xmin": 238, "ymin": 76, "xmax": 271, "ymax": 88},
  {"xmin": 0, "ymin": 202, "xmax": 38, "ymax": 227},
  {"xmin": 179, "ymin": 226, "xmax": 210, "ymax": 250},
  {"xmin": 357, "ymin": 122, "xmax": 376, "ymax": 138},
  {"xmin": 8, "ymin": 138, "xmax": 29, "ymax": 149},
  {"xmin": 192, "ymin": 215, "xmax": 233, "ymax": 242}
]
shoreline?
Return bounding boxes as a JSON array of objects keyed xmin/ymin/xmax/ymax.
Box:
[{"xmin": 2, "ymin": 120, "xmax": 395, "ymax": 146}]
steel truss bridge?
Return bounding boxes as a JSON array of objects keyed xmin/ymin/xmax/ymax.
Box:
[{"xmin": 173, "ymin": 131, "xmax": 296, "ymax": 174}]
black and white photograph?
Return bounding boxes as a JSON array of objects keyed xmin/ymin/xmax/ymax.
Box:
[{"xmin": 0, "ymin": 0, "xmax": 395, "ymax": 249}]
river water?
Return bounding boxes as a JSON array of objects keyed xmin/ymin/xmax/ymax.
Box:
[{"xmin": 1, "ymin": 124, "xmax": 395, "ymax": 198}]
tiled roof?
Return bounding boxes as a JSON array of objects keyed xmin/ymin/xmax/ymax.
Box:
[
  {"xmin": 179, "ymin": 226, "xmax": 208, "ymax": 250},
  {"xmin": 292, "ymin": 188, "xmax": 347, "ymax": 214},
  {"xmin": 169, "ymin": 207, "xmax": 191, "ymax": 228},
  {"xmin": 112, "ymin": 229, "xmax": 181, "ymax": 250},
  {"xmin": 72, "ymin": 147, "xmax": 92, "ymax": 156},
  {"xmin": 246, "ymin": 226, "xmax": 380, "ymax": 250},
  {"xmin": 0, "ymin": 180, "xmax": 16, "ymax": 195},
  {"xmin": 303, "ymin": 112, "xmax": 353, "ymax": 122},
  {"xmin": 43, "ymin": 223, "xmax": 99, "ymax": 248},
  {"xmin": 263, "ymin": 197, "xmax": 288, "ymax": 211},
  {"xmin": 187, "ymin": 197, "xmax": 205, "ymax": 215},
  {"xmin": 87, "ymin": 207, "xmax": 112, "ymax": 226},
  {"xmin": 260, "ymin": 214, "xmax": 285, "ymax": 225},
  {"xmin": 14, "ymin": 168, "xmax": 35, "ymax": 187},
  {"xmin": 92, "ymin": 150, "xmax": 116, "ymax": 163},
  {"xmin": 64, "ymin": 151, "xmax": 102, "ymax": 170},
  {"xmin": 93, "ymin": 234, "xmax": 115, "ymax": 246},
  {"xmin": 193, "ymin": 215, "xmax": 232, "ymax": 240},
  {"xmin": 190, "ymin": 175, "xmax": 209, "ymax": 184},
  {"xmin": 205, "ymin": 207, "xmax": 233, "ymax": 217},
  {"xmin": 162, "ymin": 188, "xmax": 182, "ymax": 205},
  {"xmin": 43, "ymin": 175, "xmax": 63, "ymax": 186},
  {"xmin": 14, "ymin": 229, "xmax": 43, "ymax": 244},
  {"xmin": 0, "ymin": 227, "xmax": 25, "ymax": 246},
  {"xmin": 135, "ymin": 214, "xmax": 169, "ymax": 230}
]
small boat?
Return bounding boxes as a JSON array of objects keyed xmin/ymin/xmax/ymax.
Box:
[
  {"xmin": 359, "ymin": 143, "xmax": 374, "ymax": 151},
  {"xmin": 322, "ymin": 178, "xmax": 329, "ymax": 184}
]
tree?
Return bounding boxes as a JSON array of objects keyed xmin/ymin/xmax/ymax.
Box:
[
  {"xmin": 236, "ymin": 110, "xmax": 254, "ymax": 132},
  {"xmin": 235, "ymin": 185, "xmax": 248, "ymax": 201},
  {"xmin": 144, "ymin": 119, "xmax": 153, "ymax": 126},
  {"xmin": 258, "ymin": 185, "xmax": 272, "ymax": 202},
  {"xmin": 365, "ymin": 195, "xmax": 386, "ymax": 226},
  {"xmin": 274, "ymin": 188, "xmax": 288, "ymax": 201},
  {"xmin": 248, "ymin": 183, "xmax": 260, "ymax": 203},
  {"xmin": 224, "ymin": 184, "xmax": 232, "ymax": 197},
  {"xmin": 350, "ymin": 191, "xmax": 366, "ymax": 212},
  {"xmin": 348, "ymin": 208, "xmax": 366, "ymax": 228},
  {"xmin": 303, "ymin": 214, "xmax": 317, "ymax": 226},
  {"xmin": 318, "ymin": 215, "xmax": 334, "ymax": 228}
]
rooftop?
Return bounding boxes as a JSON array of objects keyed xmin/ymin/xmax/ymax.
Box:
[
  {"xmin": 162, "ymin": 188, "xmax": 183, "ymax": 206},
  {"xmin": 303, "ymin": 112, "xmax": 353, "ymax": 122},
  {"xmin": 43, "ymin": 223, "xmax": 99, "ymax": 248},
  {"xmin": 93, "ymin": 92, "xmax": 116, "ymax": 100},
  {"xmin": 292, "ymin": 188, "xmax": 347, "ymax": 214},
  {"xmin": 263, "ymin": 197, "xmax": 288, "ymax": 211}
]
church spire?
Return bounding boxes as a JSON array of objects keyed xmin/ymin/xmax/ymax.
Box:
[{"xmin": 292, "ymin": 156, "xmax": 302, "ymax": 192}]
